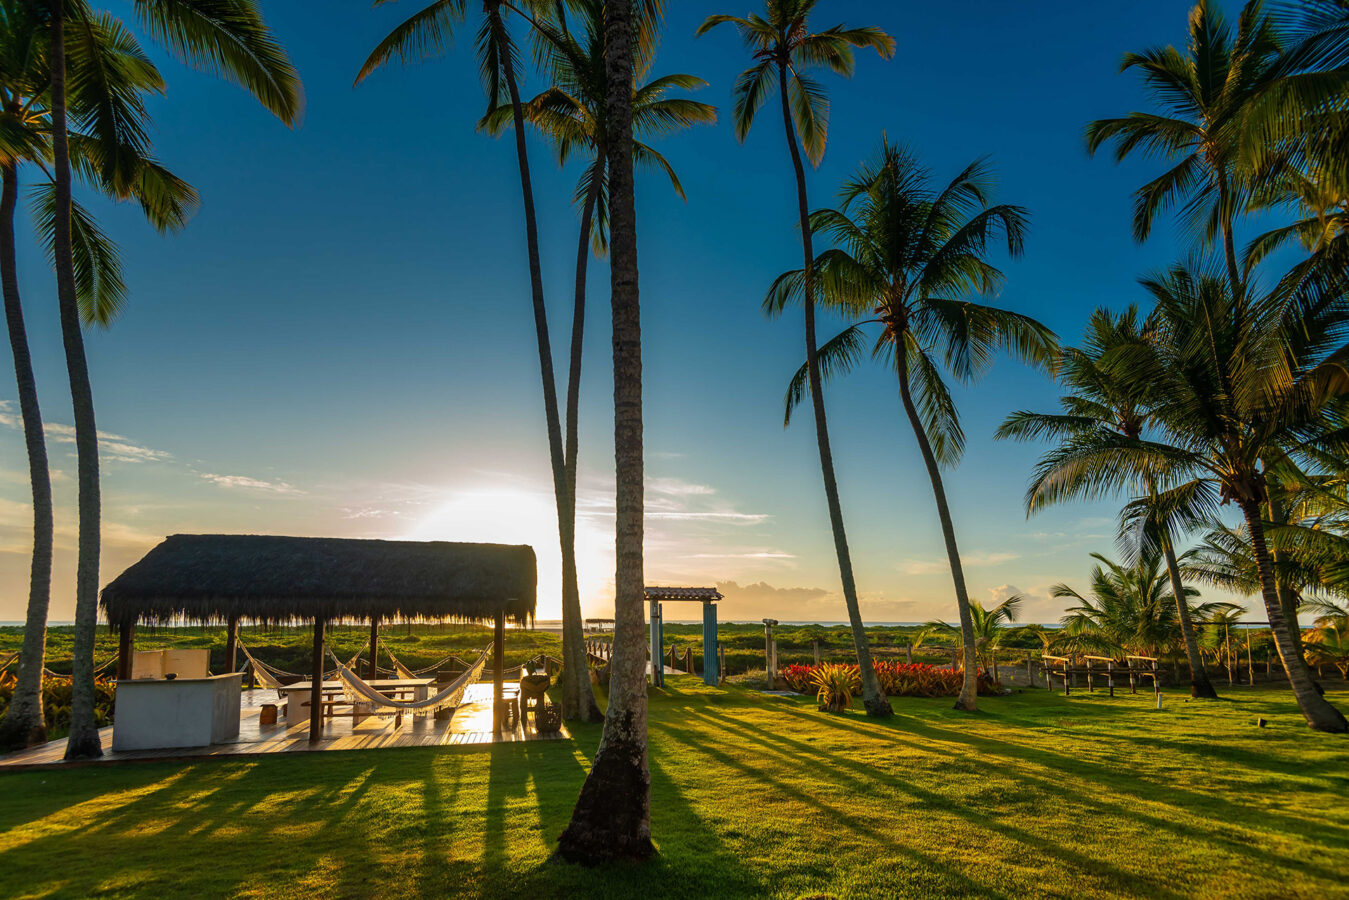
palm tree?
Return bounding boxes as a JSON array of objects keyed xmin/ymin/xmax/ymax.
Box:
[
  {"xmin": 50, "ymin": 0, "xmax": 300, "ymax": 760},
  {"xmin": 926, "ymin": 596, "xmax": 1021, "ymax": 682},
  {"xmin": 698, "ymin": 0, "xmax": 895, "ymax": 718},
  {"xmin": 359, "ymin": 0, "xmax": 603, "ymax": 724},
  {"xmin": 1052, "ymin": 550, "xmax": 1217, "ymax": 661},
  {"xmin": 1028, "ymin": 260, "xmax": 1349, "ymax": 731},
  {"xmin": 1085, "ymin": 0, "xmax": 1295, "ymax": 302},
  {"xmin": 0, "ymin": 3, "xmax": 195, "ymax": 751},
  {"xmin": 556, "ymin": 0, "xmax": 653, "ymax": 865},
  {"xmin": 998, "ymin": 306, "xmax": 1219, "ymax": 698},
  {"xmin": 482, "ymin": 0, "xmax": 714, "ymax": 721},
  {"xmin": 771, "ymin": 140, "xmax": 1057, "ymax": 711}
]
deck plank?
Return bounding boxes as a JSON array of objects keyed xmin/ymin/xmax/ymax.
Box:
[{"xmin": 0, "ymin": 684, "xmax": 570, "ymax": 772}]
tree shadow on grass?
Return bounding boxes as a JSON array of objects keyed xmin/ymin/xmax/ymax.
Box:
[
  {"xmin": 654, "ymin": 718, "xmax": 1020, "ymax": 900},
  {"xmin": 681, "ymin": 704, "xmax": 1191, "ymax": 900},
  {"xmin": 763, "ymin": 700, "xmax": 1348, "ymax": 884}
]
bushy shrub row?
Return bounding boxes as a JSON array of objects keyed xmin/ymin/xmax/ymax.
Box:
[
  {"xmin": 0, "ymin": 672, "xmax": 117, "ymax": 733},
  {"xmin": 780, "ymin": 661, "xmax": 1000, "ymax": 697}
]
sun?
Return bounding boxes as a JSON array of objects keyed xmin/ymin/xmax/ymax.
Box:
[{"xmin": 404, "ymin": 487, "xmax": 612, "ymax": 621}]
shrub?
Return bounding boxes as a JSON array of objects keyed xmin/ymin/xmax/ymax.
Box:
[
  {"xmin": 809, "ymin": 663, "xmax": 861, "ymax": 712},
  {"xmin": 0, "ymin": 673, "xmax": 117, "ymax": 733},
  {"xmin": 776, "ymin": 661, "xmax": 1001, "ymax": 700}
]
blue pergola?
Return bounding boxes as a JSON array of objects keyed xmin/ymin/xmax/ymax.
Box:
[{"xmin": 645, "ymin": 586, "xmax": 722, "ymax": 686}]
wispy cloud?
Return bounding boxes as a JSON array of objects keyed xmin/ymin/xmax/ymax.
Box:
[
  {"xmin": 686, "ymin": 549, "xmax": 795, "ymax": 560},
  {"xmin": 0, "ymin": 401, "xmax": 172, "ymax": 464},
  {"xmin": 899, "ymin": 550, "xmax": 1019, "ymax": 576},
  {"xmin": 200, "ymin": 473, "xmax": 303, "ymax": 495}
]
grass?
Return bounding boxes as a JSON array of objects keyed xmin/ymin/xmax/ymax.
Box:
[{"xmin": 1, "ymin": 680, "xmax": 1345, "ymax": 899}]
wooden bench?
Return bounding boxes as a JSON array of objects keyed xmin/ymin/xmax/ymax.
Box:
[{"xmin": 1040, "ymin": 655, "xmax": 1161, "ymax": 697}]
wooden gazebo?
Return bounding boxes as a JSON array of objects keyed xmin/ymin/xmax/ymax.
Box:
[{"xmin": 100, "ymin": 534, "xmax": 537, "ymax": 740}]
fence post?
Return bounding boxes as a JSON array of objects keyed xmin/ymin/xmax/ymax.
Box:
[{"xmin": 1026, "ymin": 651, "xmax": 1034, "ymax": 688}]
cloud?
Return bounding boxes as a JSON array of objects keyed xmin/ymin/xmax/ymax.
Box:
[
  {"xmin": 899, "ymin": 550, "xmax": 1019, "ymax": 576},
  {"xmin": 0, "ymin": 403, "xmax": 172, "ymax": 464},
  {"xmin": 711, "ymin": 580, "xmax": 919, "ymax": 622},
  {"xmin": 201, "ymin": 473, "xmax": 303, "ymax": 495},
  {"xmin": 687, "ymin": 549, "xmax": 795, "ymax": 560}
]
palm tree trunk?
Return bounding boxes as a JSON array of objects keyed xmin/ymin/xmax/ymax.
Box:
[
  {"xmin": 895, "ymin": 346, "xmax": 978, "ymax": 711},
  {"xmin": 0, "ymin": 161, "xmax": 53, "ymax": 751},
  {"xmin": 1238, "ymin": 497, "xmax": 1346, "ymax": 732},
  {"xmin": 51, "ymin": 0, "xmax": 103, "ymax": 761},
  {"xmin": 487, "ymin": 4, "xmax": 596, "ymax": 722},
  {"xmin": 775, "ymin": 63, "xmax": 889, "ymax": 718},
  {"xmin": 556, "ymin": 0, "xmax": 653, "ymax": 863},
  {"xmin": 1262, "ymin": 477, "xmax": 1305, "ymax": 658},
  {"xmin": 1160, "ymin": 530, "xmax": 1217, "ymax": 698},
  {"xmin": 558, "ymin": 163, "xmax": 605, "ymax": 723}
]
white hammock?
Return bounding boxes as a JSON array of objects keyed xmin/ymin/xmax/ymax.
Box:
[
  {"xmin": 328, "ymin": 646, "xmax": 490, "ymax": 717},
  {"xmin": 237, "ymin": 643, "xmax": 290, "ymax": 695}
]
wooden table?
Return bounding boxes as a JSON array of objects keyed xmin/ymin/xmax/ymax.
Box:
[{"xmin": 282, "ymin": 678, "xmax": 435, "ymax": 719}]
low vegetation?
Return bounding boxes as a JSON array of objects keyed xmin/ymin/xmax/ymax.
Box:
[{"xmin": 0, "ymin": 679, "xmax": 1344, "ymax": 899}]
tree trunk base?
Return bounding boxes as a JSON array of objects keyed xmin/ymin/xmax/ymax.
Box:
[
  {"xmin": 0, "ymin": 713, "xmax": 46, "ymax": 752},
  {"xmin": 1190, "ymin": 677, "xmax": 1218, "ymax": 699},
  {"xmin": 63, "ymin": 729, "xmax": 103, "ymax": 760},
  {"xmin": 953, "ymin": 696, "xmax": 978, "ymax": 713},
  {"xmin": 862, "ymin": 695, "xmax": 893, "ymax": 718},
  {"xmin": 1304, "ymin": 702, "xmax": 1348, "ymax": 733},
  {"xmin": 555, "ymin": 729, "xmax": 654, "ymax": 865}
]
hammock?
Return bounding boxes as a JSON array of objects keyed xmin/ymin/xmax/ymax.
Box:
[
  {"xmin": 237, "ymin": 643, "xmax": 290, "ymax": 695},
  {"xmin": 383, "ymin": 648, "xmax": 466, "ymax": 680},
  {"xmin": 236, "ymin": 641, "xmax": 344, "ymax": 684},
  {"xmin": 328, "ymin": 646, "xmax": 490, "ymax": 717},
  {"xmin": 42, "ymin": 652, "xmax": 118, "ymax": 679}
]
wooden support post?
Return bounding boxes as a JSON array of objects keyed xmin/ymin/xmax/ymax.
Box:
[
  {"xmin": 493, "ymin": 610, "xmax": 505, "ymax": 733},
  {"xmin": 814, "ymin": 640, "xmax": 821, "ymax": 667},
  {"xmin": 905, "ymin": 643, "xmax": 913, "ymax": 665},
  {"xmin": 1086, "ymin": 657, "xmax": 1094, "ymax": 693},
  {"xmin": 309, "ymin": 617, "xmax": 325, "ymax": 744},
  {"xmin": 718, "ymin": 645, "xmax": 725, "ymax": 683},
  {"xmin": 1129, "ymin": 660, "xmax": 1137, "ymax": 694},
  {"xmin": 117, "ymin": 621, "xmax": 134, "ymax": 680},
  {"xmin": 368, "ymin": 616, "xmax": 380, "ymax": 681},
  {"xmin": 1026, "ymin": 651, "xmax": 1034, "ymax": 688},
  {"xmin": 762, "ymin": 618, "xmax": 778, "ymax": 682},
  {"xmin": 224, "ymin": 615, "xmax": 239, "ymax": 675}
]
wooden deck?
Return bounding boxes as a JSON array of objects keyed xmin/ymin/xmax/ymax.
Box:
[{"xmin": 0, "ymin": 683, "xmax": 569, "ymax": 772}]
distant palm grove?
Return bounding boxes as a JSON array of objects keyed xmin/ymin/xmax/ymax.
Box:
[{"xmin": 0, "ymin": 0, "xmax": 1347, "ymax": 884}]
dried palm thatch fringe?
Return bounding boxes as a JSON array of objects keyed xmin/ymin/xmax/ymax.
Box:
[{"xmin": 101, "ymin": 534, "xmax": 538, "ymax": 628}]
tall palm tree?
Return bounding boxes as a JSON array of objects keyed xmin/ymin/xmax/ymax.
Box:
[
  {"xmin": 772, "ymin": 141, "xmax": 1057, "ymax": 711},
  {"xmin": 359, "ymin": 0, "xmax": 602, "ymax": 723},
  {"xmin": 556, "ymin": 0, "xmax": 653, "ymax": 865},
  {"xmin": 1086, "ymin": 0, "xmax": 1291, "ymax": 302},
  {"xmin": 482, "ymin": 0, "xmax": 714, "ymax": 721},
  {"xmin": 1026, "ymin": 260, "xmax": 1349, "ymax": 731},
  {"xmin": 50, "ymin": 0, "xmax": 300, "ymax": 760},
  {"xmin": 0, "ymin": 3, "xmax": 196, "ymax": 751},
  {"xmin": 998, "ymin": 306, "xmax": 1219, "ymax": 698},
  {"xmin": 698, "ymin": 0, "xmax": 895, "ymax": 718}
]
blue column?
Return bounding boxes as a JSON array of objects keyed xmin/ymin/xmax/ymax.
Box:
[
  {"xmin": 702, "ymin": 602, "xmax": 718, "ymax": 686},
  {"xmin": 649, "ymin": 599, "xmax": 663, "ymax": 687}
]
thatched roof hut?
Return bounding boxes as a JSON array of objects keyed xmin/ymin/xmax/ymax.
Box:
[{"xmin": 101, "ymin": 534, "xmax": 537, "ymax": 627}]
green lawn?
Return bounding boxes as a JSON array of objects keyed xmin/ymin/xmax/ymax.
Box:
[{"xmin": 1, "ymin": 681, "xmax": 1345, "ymax": 899}]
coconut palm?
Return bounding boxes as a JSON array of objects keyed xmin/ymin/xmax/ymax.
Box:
[
  {"xmin": 48, "ymin": 0, "xmax": 283, "ymax": 761},
  {"xmin": 926, "ymin": 595, "xmax": 1022, "ymax": 682},
  {"xmin": 481, "ymin": 0, "xmax": 713, "ymax": 721},
  {"xmin": 1085, "ymin": 0, "xmax": 1301, "ymax": 302},
  {"xmin": 698, "ymin": 0, "xmax": 895, "ymax": 718},
  {"xmin": 998, "ymin": 306, "xmax": 1219, "ymax": 698},
  {"xmin": 1029, "ymin": 260, "xmax": 1349, "ymax": 730},
  {"xmin": 1052, "ymin": 551, "xmax": 1218, "ymax": 660},
  {"xmin": 0, "ymin": 3, "xmax": 196, "ymax": 751},
  {"xmin": 771, "ymin": 140, "xmax": 1057, "ymax": 711},
  {"xmin": 556, "ymin": 0, "xmax": 653, "ymax": 865}
]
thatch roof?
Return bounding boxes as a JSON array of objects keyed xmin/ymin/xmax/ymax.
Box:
[{"xmin": 101, "ymin": 534, "xmax": 537, "ymax": 627}]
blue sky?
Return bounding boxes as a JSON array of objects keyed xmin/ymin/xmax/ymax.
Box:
[{"xmin": 0, "ymin": 0, "xmax": 1254, "ymax": 624}]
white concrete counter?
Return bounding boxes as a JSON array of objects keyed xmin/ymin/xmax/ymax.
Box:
[{"xmin": 112, "ymin": 673, "xmax": 243, "ymax": 751}]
